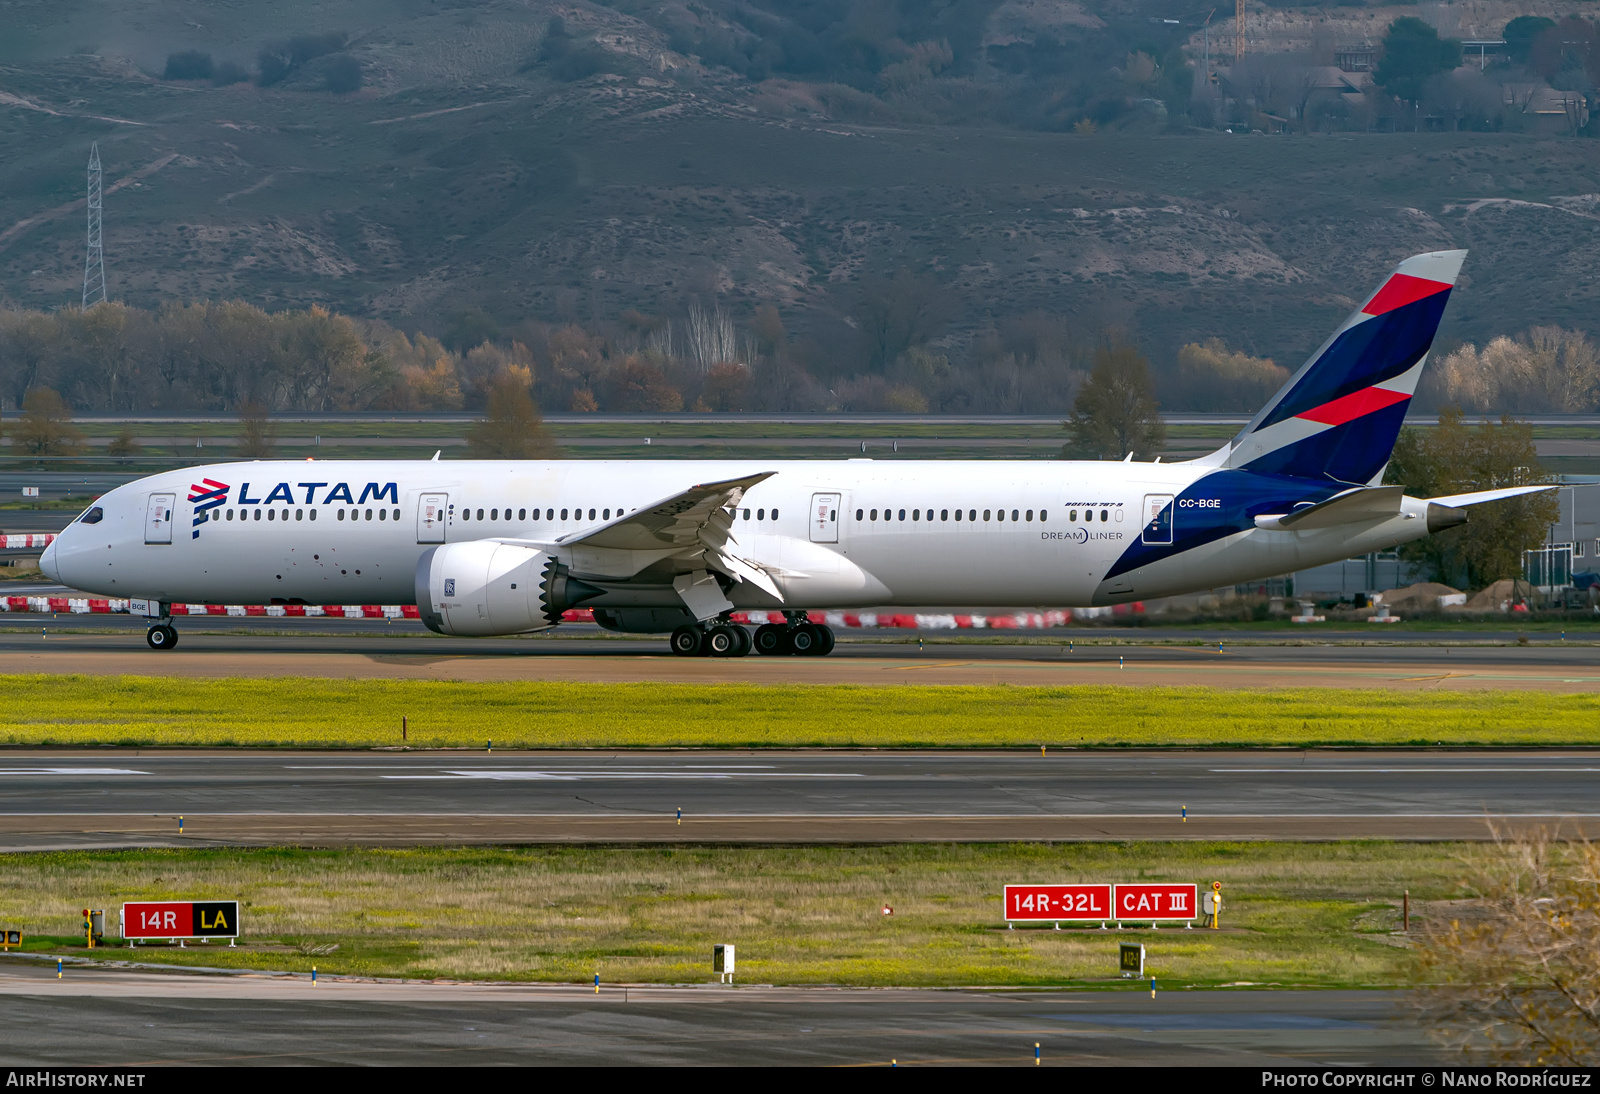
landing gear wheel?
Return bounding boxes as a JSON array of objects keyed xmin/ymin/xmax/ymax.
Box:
[
  {"xmin": 669, "ymin": 625, "xmax": 704, "ymax": 657},
  {"xmin": 731, "ymin": 625, "xmax": 752, "ymax": 657},
  {"xmin": 753, "ymin": 624, "xmax": 788, "ymax": 656},
  {"xmin": 146, "ymin": 624, "xmax": 178, "ymax": 650},
  {"xmin": 815, "ymin": 624, "xmax": 835, "ymax": 656},
  {"xmin": 706, "ymin": 625, "xmax": 736, "ymax": 657},
  {"xmin": 789, "ymin": 623, "xmax": 819, "ymax": 656}
]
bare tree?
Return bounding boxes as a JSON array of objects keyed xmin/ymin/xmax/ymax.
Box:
[
  {"xmin": 1416, "ymin": 824, "xmax": 1600, "ymax": 1064},
  {"xmin": 1062, "ymin": 343, "xmax": 1166, "ymax": 460},
  {"xmin": 12, "ymin": 387, "xmax": 82, "ymax": 458},
  {"xmin": 234, "ymin": 400, "xmax": 277, "ymax": 458},
  {"xmin": 465, "ymin": 369, "xmax": 559, "ymax": 458}
]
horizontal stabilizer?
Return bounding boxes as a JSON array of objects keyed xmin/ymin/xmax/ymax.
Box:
[
  {"xmin": 1254, "ymin": 486, "xmax": 1403, "ymax": 530},
  {"xmin": 1425, "ymin": 485, "xmax": 1557, "ymax": 508}
]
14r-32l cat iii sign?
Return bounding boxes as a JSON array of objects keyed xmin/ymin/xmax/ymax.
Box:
[{"xmin": 122, "ymin": 901, "xmax": 239, "ymax": 940}]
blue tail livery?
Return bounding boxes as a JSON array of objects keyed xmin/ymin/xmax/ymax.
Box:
[{"xmin": 1217, "ymin": 250, "xmax": 1467, "ymax": 486}]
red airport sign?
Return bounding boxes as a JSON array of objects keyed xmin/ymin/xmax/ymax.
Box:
[
  {"xmin": 1003, "ymin": 884, "xmax": 1112, "ymax": 921},
  {"xmin": 1112, "ymin": 884, "xmax": 1198, "ymax": 921},
  {"xmin": 122, "ymin": 901, "xmax": 239, "ymax": 939}
]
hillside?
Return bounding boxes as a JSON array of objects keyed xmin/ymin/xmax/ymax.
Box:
[{"xmin": 0, "ymin": 0, "xmax": 1597, "ymax": 409}]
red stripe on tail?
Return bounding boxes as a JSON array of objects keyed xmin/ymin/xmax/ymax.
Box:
[
  {"xmin": 1362, "ymin": 273, "xmax": 1450, "ymax": 316},
  {"xmin": 1296, "ymin": 385, "xmax": 1411, "ymax": 426}
]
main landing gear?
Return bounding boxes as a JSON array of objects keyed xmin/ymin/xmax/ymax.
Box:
[
  {"xmin": 668, "ymin": 615, "xmax": 837, "ymax": 657},
  {"xmin": 145, "ymin": 623, "xmax": 179, "ymax": 650},
  {"xmin": 753, "ymin": 616, "xmax": 835, "ymax": 658},
  {"xmin": 670, "ymin": 621, "xmax": 752, "ymax": 658}
]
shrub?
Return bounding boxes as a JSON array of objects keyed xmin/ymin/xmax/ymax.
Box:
[
  {"xmin": 324, "ymin": 55, "xmax": 363, "ymax": 94},
  {"xmin": 163, "ymin": 51, "xmax": 213, "ymax": 81},
  {"xmin": 211, "ymin": 61, "xmax": 250, "ymax": 87}
]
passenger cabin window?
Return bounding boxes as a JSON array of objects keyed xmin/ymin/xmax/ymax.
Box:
[{"xmin": 1100, "ymin": 509, "xmax": 1108, "ymax": 522}]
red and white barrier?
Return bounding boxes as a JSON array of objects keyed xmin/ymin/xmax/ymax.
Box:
[
  {"xmin": 0, "ymin": 597, "xmax": 421, "ymax": 620},
  {"xmin": 728, "ymin": 608, "xmax": 1132, "ymax": 629},
  {"xmin": 0, "ymin": 600, "xmax": 1128, "ymax": 628},
  {"xmin": 1, "ymin": 534, "xmax": 55, "ymax": 550}
]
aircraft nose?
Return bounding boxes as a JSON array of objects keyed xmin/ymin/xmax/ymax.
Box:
[{"xmin": 39, "ymin": 535, "xmax": 61, "ymax": 583}]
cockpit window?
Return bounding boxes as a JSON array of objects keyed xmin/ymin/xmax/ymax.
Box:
[{"xmin": 78, "ymin": 506, "xmax": 104, "ymax": 525}]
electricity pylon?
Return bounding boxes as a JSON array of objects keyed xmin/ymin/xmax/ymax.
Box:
[{"xmin": 83, "ymin": 142, "xmax": 106, "ymax": 308}]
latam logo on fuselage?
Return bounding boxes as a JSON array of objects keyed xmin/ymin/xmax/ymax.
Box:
[
  {"xmin": 185, "ymin": 480, "xmax": 397, "ymax": 539},
  {"xmin": 237, "ymin": 481, "xmax": 398, "ymax": 506}
]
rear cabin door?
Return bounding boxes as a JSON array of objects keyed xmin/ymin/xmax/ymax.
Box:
[
  {"xmin": 809, "ymin": 492, "xmax": 841, "ymax": 543},
  {"xmin": 417, "ymin": 492, "xmax": 449, "ymax": 544},
  {"xmin": 144, "ymin": 493, "xmax": 175, "ymax": 545},
  {"xmin": 1141, "ymin": 494, "xmax": 1175, "ymax": 545}
]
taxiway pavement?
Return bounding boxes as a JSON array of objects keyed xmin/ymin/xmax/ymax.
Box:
[
  {"xmin": 0, "ymin": 964, "xmax": 1432, "ymax": 1066},
  {"xmin": 2, "ymin": 749, "xmax": 1595, "ymax": 848},
  {"xmin": 0, "ymin": 617, "xmax": 1596, "ymax": 689}
]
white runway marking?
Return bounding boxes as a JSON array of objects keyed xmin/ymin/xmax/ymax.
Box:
[
  {"xmin": 0, "ymin": 768, "xmax": 149, "ymax": 776},
  {"xmin": 383, "ymin": 770, "xmax": 863, "ymax": 781},
  {"xmin": 1210, "ymin": 767, "xmax": 1600, "ymax": 774}
]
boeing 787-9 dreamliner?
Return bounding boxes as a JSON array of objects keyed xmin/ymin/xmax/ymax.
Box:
[{"xmin": 41, "ymin": 250, "xmax": 1549, "ymax": 657}]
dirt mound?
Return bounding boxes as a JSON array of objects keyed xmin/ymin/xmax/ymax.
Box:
[
  {"xmin": 1465, "ymin": 578, "xmax": 1524, "ymax": 612},
  {"xmin": 1376, "ymin": 582, "xmax": 1463, "ymax": 612}
]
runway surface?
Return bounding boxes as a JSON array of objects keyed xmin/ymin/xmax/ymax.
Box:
[
  {"xmin": 4, "ymin": 748, "xmax": 1596, "ymax": 848},
  {"xmin": 0, "ymin": 615, "xmax": 1596, "ymax": 689},
  {"xmin": 0, "ymin": 964, "xmax": 1431, "ymax": 1066}
]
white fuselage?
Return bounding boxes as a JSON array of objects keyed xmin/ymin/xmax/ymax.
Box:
[{"xmin": 42, "ymin": 458, "xmax": 1437, "ymax": 611}]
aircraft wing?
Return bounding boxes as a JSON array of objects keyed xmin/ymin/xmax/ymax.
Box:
[
  {"xmin": 555, "ymin": 472, "xmax": 774, "ymax": 551},
  {"xmin": 549, "ymin": 471, "xmax": 784, "ymax": 602}
]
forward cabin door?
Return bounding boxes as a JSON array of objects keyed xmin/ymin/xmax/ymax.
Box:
[
  {"xmin": 417, "ymin": 492, "xmax": 448, "ymax": 544},
  {"xmin": 809, "ymin": 492, "xmax": 841, "ymax": 543},
  {"xmin": 144, "ymin": 493, "xmax": 175, "ymax": 545}
]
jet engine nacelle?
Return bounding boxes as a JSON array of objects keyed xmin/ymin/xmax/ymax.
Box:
[{"xmin": 415, "ymin": 541, "xmax": 604, "ymax": 637}]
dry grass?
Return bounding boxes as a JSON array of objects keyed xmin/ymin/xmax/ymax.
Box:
[
  {"xmin": 0, "ymin": 843, "xmax": 1468, "ymax": 986},
  {"xmin": 0, "ymin": 675, "xmax": 1595, "ymax": 748}
]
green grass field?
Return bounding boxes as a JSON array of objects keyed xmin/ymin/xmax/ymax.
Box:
[
  {"xmin": 1, "ymin": 676, "xmax": 1596, "ymax": 748},
  {"xmin": 0, "ymin": 843, "xmax": 1457, "ymax": 987}
]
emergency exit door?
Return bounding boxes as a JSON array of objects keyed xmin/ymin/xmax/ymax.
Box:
[
  {"xmin": 809, "ymin": 492, "xmax": 840, "ymax": 543},
  {"xmin": 144, "ymin": 493, "xmax": 175, "ymax": 545},
  {"xmin": 417, "ymin": 492, "xmax": 449, "ymax": 544}
]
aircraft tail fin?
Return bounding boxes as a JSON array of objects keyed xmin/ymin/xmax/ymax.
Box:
[{"xmin": 1214, "ymin": 250, "xmax": 1467, "ymax": 485}]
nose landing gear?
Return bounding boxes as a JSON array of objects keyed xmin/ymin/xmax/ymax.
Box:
[{"xmin": 144, "ymin": 602, "xmax": 178, "ymax": 650}]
